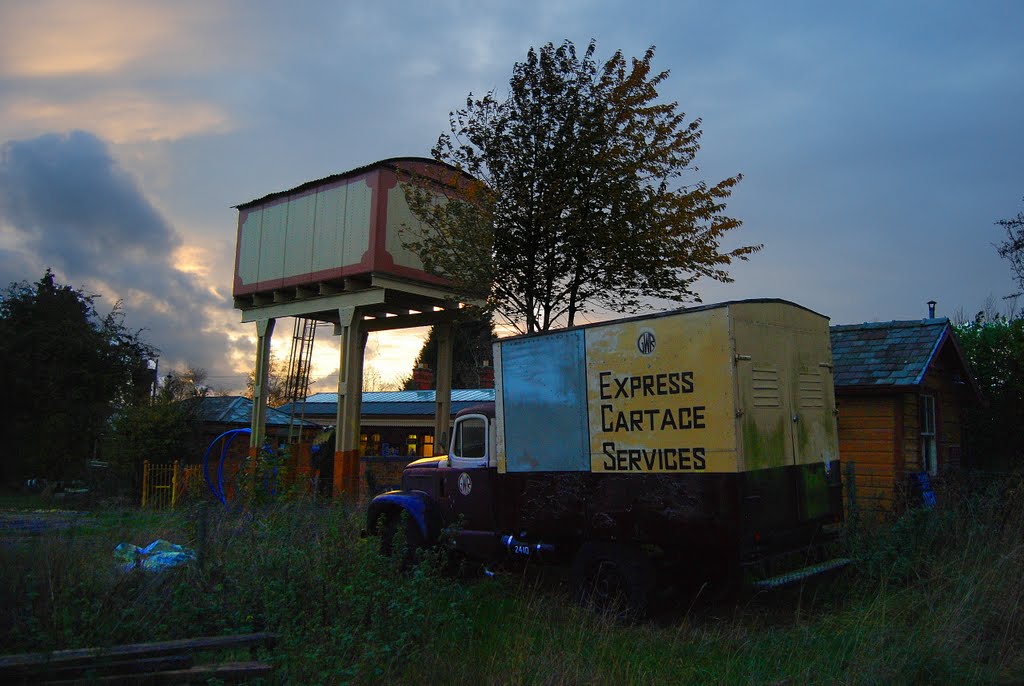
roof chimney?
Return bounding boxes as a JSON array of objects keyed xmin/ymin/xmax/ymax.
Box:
[
  {"xmin": 479, "ymin": 360, "xmax": 494, "ymax": 389},
  {"xmin": 412, "ymin": 363, "xmax": 434, "ymax": 390},
  {"xmin": 927, "ymin": 300, "xmax": 936, "ymax": 318}
]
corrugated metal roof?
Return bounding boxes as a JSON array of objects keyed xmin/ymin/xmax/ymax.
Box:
[
  {"xmin": 304, "ymin": 392, "xmax": 340, "ymax": 403},
  {"xmin": 279, "ymin": 389, "xmax": 496, "ymax": 419},
  {"xmin": 233, "ymin": 157, "xmax": 474, "ymax": 210},
  {"xmin": 196, "ymin": 396, "xmax": 322, "ymax": 428},
  {"xmin": 362, "ymin": 401, "xmax": 488, "ymax": 417},
  {"xmin": 279, "ymin": 401, "xmax": 338, "ymax": 417},
  {"xmin": 830, "ymin": 319, "xmax": 950, "ymax": 388},
  {"xmin": 304, "ymin": 389, "xmax": 494, "ymax": 403}
]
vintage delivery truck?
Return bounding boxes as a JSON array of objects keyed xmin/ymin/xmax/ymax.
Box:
[{"xmin": 368, "ymin": 299, "xmax": 845, "ymax": 610}]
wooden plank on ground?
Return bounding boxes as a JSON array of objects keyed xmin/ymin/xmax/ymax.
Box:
[
  {"xmin": 47, "ymin": 661, "xmax": 273, "ymax": 685},
  {"xmin": 45, "ymin": 655, "xmax": 193, "ymax": 681},
  {"xmin": 0, "ymin": 633, "xmax": 278, "ymax": 674}
]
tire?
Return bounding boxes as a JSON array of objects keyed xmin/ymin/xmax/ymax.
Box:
[
  {"xmin": 572, "ymin": 542, "xmax": 654, "ymax": 620},
  {"xmin": 376, "ymin": 510, "xmax": 424, "ymax": 567}
]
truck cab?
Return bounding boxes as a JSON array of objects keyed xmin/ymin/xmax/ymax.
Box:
[{"xmin": 368, "ymin": 404, "xmax": 507, "ymax": 561}]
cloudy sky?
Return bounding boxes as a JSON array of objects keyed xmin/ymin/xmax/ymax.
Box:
[{"xmin": 1, "ymin": 0, "xmax": 1021, "ymax": 394}]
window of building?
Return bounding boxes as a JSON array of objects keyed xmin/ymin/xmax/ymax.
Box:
[
  {"xmin": 422, "ymin": 434, "xmax": 434, "ymax": 457},
  {"xmin": 406, "ymin": 434, "xmax": 419, "ymax": 456},
  {"xmin": 363, "ymin": 433, "xmax": 381, "ymax": 456},
  {"xmin": 921, "ymin": 394, "xmax": 937, "ymax": 475}
]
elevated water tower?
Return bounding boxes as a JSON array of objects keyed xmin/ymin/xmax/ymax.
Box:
[{"xmin": 232, "ymin": 157, "xmax": 476, "ymax": 496}]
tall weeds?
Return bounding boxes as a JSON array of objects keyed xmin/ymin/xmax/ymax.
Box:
[{"xmin": 1, "ymin": 471, "xmax": 1021, "ymax": 684}]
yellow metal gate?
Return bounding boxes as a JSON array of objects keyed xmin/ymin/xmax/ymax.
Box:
[{"xmin": 141, "ymin": 460, "xmax": 203, "ymax": 509}]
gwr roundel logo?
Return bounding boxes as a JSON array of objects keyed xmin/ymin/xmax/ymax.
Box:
[{"xmin": 637, "ymin": 329, "xmax": 656, "ymax": 355}]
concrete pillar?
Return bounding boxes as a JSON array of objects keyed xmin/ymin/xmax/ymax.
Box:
[
  {"xmin": 433, "ymin": 321, "xmax": 453, "ymax": 455},
  {"xmin": 334, "ymin": 307, "xmax": 366, "ymax": 496},
  {"xmin": 250, "ymin": 318, "xmax": 276, "ymax": 453}
]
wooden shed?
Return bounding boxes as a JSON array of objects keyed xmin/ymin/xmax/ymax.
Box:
[{"xmin": 830, "ymin": 318, "xmax": 981, "ymax": 514}]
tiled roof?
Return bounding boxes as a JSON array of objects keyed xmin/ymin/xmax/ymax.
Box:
[
  {"xmin": 280, "ymin": 389, "xmax": 496, "ymax": 419},
  {"xmin": 196, "ymin": 396, "xmax": 321, "ymax": 428},
  {"xmin": 830, "ymin": 318, "xmax": 949, "ymax": 388}
]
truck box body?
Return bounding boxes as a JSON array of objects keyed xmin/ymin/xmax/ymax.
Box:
[{"xmin": 495, "ymin": 299, "xmax": 838, "ymax": 477}]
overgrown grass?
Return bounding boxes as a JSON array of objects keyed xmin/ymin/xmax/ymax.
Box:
[{"xmin": 1, "ymin": 472, "xmax": 1021, "ymax": 684}]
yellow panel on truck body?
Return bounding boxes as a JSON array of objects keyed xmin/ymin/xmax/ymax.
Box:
[
  {"xmin": 585, "ymin": 307, "xmax": 737, "ymax": 473},
  {"xmin": 495, "ymin": 299, "xmax": 838, "ymax": 475}
]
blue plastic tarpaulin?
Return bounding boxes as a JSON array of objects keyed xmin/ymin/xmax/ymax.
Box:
[{"xmin": 114, "ymin": 539, "xmax": 196, "ymax": 572}]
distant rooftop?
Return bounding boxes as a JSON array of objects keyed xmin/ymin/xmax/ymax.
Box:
[
  {"xmin": 305, "ymin": 390, "xmax": 494, "ymax": 404},
  {"xmin": 197, "ymin": 396, "xmax": 322, "ymax": 428},
  {"xmin": 280, "ymin": 389, "xmax": 496, "ymax": 418}
]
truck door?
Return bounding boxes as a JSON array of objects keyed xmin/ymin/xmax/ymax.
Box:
[
  {"xmin": 735, "ymin": 350, "xmax": 796, "ymax": 470},
  {"xmin": 733, "ymin": 312, "xmax": 800, "ymax": 543},
  {"xmin": 442, "ymin": 414, "xmax": 497, "ymax": 532}
]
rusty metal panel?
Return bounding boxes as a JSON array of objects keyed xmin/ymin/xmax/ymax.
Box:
[
  {"xmin": 498, "ymin": 329, "xmax": 590, "ymax": 472},
  {"xmin": 257, "ymin": 201, "xmax": 288, "ymax": 285},
  {"xmin": 584, "ymin": 308, "xmax": 738, "ymax": 474},
  {"xmin": 236, "ymin": 209, "xmax": 263, "ymax": 287},
  {"xmin": 284, "ymin": 192, "xmax": 316, "ymax": 279}
]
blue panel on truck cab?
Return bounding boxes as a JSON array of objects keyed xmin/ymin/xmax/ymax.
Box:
[{"xmin": 499, "ymin": 328, "xmax": 590, "ymax": 472}]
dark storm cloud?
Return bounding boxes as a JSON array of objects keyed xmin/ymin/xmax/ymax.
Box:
[
  {"xmin": 0, "ymin": 130, "xmax": 234, "ymax": 375},
  {"xmin": 0, "ymin": 131, "xmax": 177, "ymax": 284}
]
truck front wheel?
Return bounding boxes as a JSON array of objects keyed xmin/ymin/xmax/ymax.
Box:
[
  {"xmin": 376, "ymin": 510, "xmax": 425, "ymax": 566},
  {"xmin": 572, "ymin": 542, "xmax": 654, "ymax": 620}
]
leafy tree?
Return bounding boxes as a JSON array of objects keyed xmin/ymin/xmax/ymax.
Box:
[
  {"xmin": 955, "ymin": 312, "xmax": 1024, "ymax": 468},
  {"xmin": 0, "ymin": 270, "xmax": 156, "ymax": 483},
  {"xmin": 104, "ymin": 366, "xmax": 212, "ymax": 499},
  {"xmin": 108, "ymin": 390, "xmax": 207, "ymax": 493},
  {"xmin": 405, "ymin": 317, "xmax": 495, "ymax": 389},
  {"xmin": 996, "ymin": 200, "xmax": 1024, "ymax": 296},
  {"xmin": 159, "ymin": 366, "xmax": 210, "ymax": 402},
  {"xmin": 403, "ymin": 39, "xmax": 760, "ymax": 333}
]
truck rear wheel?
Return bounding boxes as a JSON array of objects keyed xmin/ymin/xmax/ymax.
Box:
[{"xmin": 572, "ymin": 542, "xmax": 653, "ymax": 620}]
